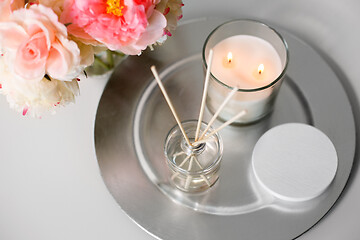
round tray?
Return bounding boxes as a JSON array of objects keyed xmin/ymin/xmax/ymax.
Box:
[{"xmin": 94, "ymin": 18, "xmax": 356, "ymax": 240}]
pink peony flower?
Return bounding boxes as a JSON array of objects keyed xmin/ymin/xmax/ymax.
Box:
[
  {"xmin": 60, "ymin": 0, "xmax": 167, "ymax": 55},
  {"xmin": 0, "ymin": 4, "xmax": 82, "ymax": 82}
]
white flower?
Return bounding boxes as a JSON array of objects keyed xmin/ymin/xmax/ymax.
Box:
[
  {"xmin": 37, "ymin": 0, "xmax": 64, "ymax": 17},
  {"xmin": 156, "ymin": 0, "xmax": 183, "ymax": 36},
  {"xmin": 0, "ymin": 58, "xmax": 79, "ymax": 117}
]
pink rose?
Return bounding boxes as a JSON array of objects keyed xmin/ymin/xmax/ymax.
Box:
[
  {"xmin": 60, "ymin": 0, "xmax": 167, "ymax": 55},
  {"xmin": 0, "ymin": 4, "xmax": 82, "ymax": 82},
  {"xmin": 0, "ymin": 0, "xmax": 24, "ymax": 21}
]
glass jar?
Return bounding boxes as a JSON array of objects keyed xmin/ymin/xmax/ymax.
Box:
[
  {"xmin": 203, "ymin": 19, "xmax": 289, "ymax": 124},
  {"xmin": 164, "ymin": 120, "xmax": 223, "ymax": 192}
]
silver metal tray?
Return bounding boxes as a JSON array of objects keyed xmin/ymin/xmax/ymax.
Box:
[{"xmin": 94, "ymin": 18, "xmax": 356, "ymax": 240}]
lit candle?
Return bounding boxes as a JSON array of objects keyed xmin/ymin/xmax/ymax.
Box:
[{"xmin": 204, "ymin": 20, "xmax": 288, "ymax": 124}]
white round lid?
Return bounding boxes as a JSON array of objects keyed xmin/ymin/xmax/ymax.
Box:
[{"xmin": 252, "ymin": 123, "xmax": 338, "ymax": 202}]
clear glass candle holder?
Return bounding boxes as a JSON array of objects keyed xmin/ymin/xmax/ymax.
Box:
[
  {"xmin": 164, "ymin": 120, "xmax": 223, "ymax": 193},
  {"xmin": 203, "ymin": 20, "xmax": 289, "ymax": 124}
]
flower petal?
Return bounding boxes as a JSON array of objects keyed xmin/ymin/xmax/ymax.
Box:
[
  {"xmin": 46, "ymin": 36, "xmax": 81, "ymax": 81},
  {"xmin": 115, "ymin": 10, "xmax": 166, "ymax": 55},
  {"xmin": 0, "ymin": 22, "xmax": 27, "ymax": 50},
  {"xmin": 46, "ymin": 41, "xmax": 70, "ymax": 80}
]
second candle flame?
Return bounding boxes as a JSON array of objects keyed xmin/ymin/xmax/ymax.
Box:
[
  {"xmin": 227, "ymin": 52, "xmax": 233, "ymax": 63},
  {"xmin": 258, "ymin": 64, "xmax": 264, "ymax": 74}
]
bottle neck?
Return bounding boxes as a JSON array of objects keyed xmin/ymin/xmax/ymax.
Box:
[{"xmin": 181, "ymin": 137, "xmax": 206, "ymax": 156}]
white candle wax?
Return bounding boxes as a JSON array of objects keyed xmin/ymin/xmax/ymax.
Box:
[
  {"xmin": 212, "ymin": 35, "xmax": 282, "ymax": 89},
  {"xmin": 207, "ymin": 35, "xmax": 283, "ymax": 123}
]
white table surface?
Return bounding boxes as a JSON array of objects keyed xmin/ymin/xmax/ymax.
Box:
[{"xmin": 1, "ymin": 0, "xmax": 359, "ymax": 239}]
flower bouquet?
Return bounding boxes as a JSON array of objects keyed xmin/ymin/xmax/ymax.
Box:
[{"xmin": 0, "ymin": 0, "xmax": 183, "ymax": 117}]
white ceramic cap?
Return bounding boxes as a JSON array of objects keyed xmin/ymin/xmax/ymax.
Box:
[{"xmin": 252, "ymin": 123, "xmax": 338, "ymax": 202}]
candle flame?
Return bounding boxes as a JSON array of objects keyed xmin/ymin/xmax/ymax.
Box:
[
  {"xmin": 227, "ymin": 52, "xmax": 233, "ymax": 63},
  {"xmin": 258, "ymin": 64, "xmax": 264, "ymax": 74}
]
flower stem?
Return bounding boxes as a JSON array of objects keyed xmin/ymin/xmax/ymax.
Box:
[
  {"xmin": 94, "ymin": 55, "xmax": 110, "ymax": 70},
  {"xmin": 106, "ymin": 50, "xmax": 114, "ymax": 69},
  {"xmin": 112, "ymin": 51, "xmax": 125, "ymax": 57}
]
